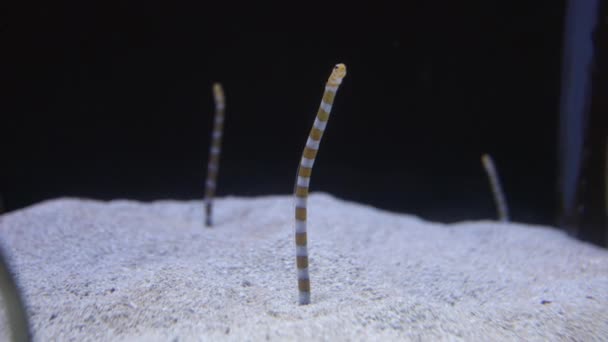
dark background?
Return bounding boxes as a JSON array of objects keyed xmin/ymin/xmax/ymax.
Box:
[{"xmin": 2, "ymin": 2, "xmax": 566, "ymax": 225}]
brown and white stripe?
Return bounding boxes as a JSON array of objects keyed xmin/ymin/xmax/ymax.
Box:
[
  {"xmin": 481, "ymin": 153, "xmax": 510, "ymax": 222},
  {"xmin": 294, "ymin": 63, "xmax": 347, "ymax": 305},
  {"xmin": 204, "ymin": 83, "xmax": 226, "ymax": 227}
]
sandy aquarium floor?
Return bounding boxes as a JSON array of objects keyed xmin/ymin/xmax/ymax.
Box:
[{"xmin": 0, "ymin": 193, "xmax": 606, "ymax": 341}]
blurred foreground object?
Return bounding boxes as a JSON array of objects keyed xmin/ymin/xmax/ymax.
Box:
[
  {"xmin": 558, "ymin": 0, "xmax": 607, "ymax": 247},
  {"xmin": 0, "ymin": 247, "xmax": 31, "ymax": 341}
]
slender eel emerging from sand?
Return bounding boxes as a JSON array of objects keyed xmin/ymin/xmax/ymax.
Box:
[
  {"xmin": 204, "ymin": 83, "xmax": 226, "ymax": 227},
  {"xmin": 294, "ymin": 64, "xmax": 347, "ymax": 305},
  {"xmin": 481, "ymin": 154, "xmax": 510, "ymax": 222}
]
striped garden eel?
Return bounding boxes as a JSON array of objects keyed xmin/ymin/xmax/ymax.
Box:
[
  {"xmin": 204, "ymin": 83, "xmax": 225, "ymax": 227},
  {"xmin": 481, "ymin": 154, "xmax": 510, "ymax": 222},
  {"xmin": 294, "ymin": 63, "xmax": 347, "ymax": 305}
]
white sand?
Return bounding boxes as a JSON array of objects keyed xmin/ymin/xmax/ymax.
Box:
[{"xmin": 0, "ymin": 193, "xmax": 606, "ymax": 341}]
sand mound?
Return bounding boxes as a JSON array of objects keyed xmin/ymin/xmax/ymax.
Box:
[{"xmin": 0, "ymin": 193, "xmax": 606, "ymax": 341}]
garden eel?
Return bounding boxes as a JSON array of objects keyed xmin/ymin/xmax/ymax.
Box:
[
  {"xmin": 294, "ymin": 63, "xmax": 347, "ymax": 305},
  {"xmin": 204, "ymin": 83, "xmax": 225, "ymax": 227},
  {"xmin": 481, "ymin": 154, "xmax": 510, "ymax": 222}
]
